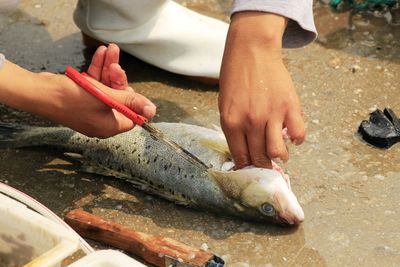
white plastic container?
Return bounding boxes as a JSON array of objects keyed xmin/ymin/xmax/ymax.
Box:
[
  {"xmin": 67, "ymin": 250, "xmax": 146, "ymax": 267},
  {"xmin": 0, "ymin": 183, "xmax": 148, "ymax": 267},
  {"xmin": 0, "ymin": 193, "xmax": 80, "ymax": 267}
]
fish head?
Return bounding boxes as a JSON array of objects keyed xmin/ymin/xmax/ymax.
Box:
[
  {"xmin": 210, "ymin": 167, "xmax": 304, "ymax": 225},
  {"xmin": 241, "ymin": 168, "xmax": 304, "ymax": 225}
]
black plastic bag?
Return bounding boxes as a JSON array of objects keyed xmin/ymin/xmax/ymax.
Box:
[{"xmin": 358, "ymin": 108, "xmax": 400, "ymax": 149}]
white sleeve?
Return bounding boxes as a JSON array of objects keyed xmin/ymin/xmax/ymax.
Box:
[
  {"xmin": 232, "ymin": 0, "xmax": 317, "ymax": 48},
  {"xmin": 0, "ymin": 54, "xmax": 5, "ymax": 70}
]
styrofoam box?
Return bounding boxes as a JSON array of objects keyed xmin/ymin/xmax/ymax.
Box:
[
  {"xmin": 0, "ymin": 192, "xmax": 147, "ymax": 267},
  {"xmin": 67, "ymin": 250, "xmax": 146, "ymax": 267},
  {"xmin": 0, "ymin": 193, "xmax": 80, "ymax": 267}
]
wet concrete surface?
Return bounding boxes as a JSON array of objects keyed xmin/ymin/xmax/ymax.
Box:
[{"xmin": 0, "ymin": 0, "xmax": 400, "ymax": 266}]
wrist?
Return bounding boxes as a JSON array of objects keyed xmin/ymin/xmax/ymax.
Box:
[
  {"xmin": 229, "ymin": 12, "xmax": 286, "ymax": 54},
  {"xmin": 34, "ymin": 73, "xmax": 80, "ymax": 123},
  {"xmin": 0, "ymin": 61, "xmax": 57, "ymax": 116}
]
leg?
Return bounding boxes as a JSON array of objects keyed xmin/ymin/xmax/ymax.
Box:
[{"xmin": 73, "ymin": 0, "xmax": 228, "ymax": 83}]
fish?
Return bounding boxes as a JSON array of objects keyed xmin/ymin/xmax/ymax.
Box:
[{"xmin": 0, "ymin": 122, "xmax": 304, "ymax": 225}]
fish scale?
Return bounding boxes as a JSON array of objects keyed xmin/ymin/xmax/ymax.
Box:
[{"xmin": 16, "ymin": 124, "xmax": 232, "ymax": 211}]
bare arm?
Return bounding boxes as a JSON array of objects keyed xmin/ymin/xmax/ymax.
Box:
[
  {"xmin": 219, "ymin": 12, "xmax": 305, "ymax": 169},
  {"xmin": 0, "ymin": 44, "xmax": 156, "ymax": 138}
]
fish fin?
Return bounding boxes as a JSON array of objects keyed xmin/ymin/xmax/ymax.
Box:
[
  {"xmin": 125, "ymin": 179, "xmax": 193, "ymax": 206},
  {"xmin": 60, "ymin": 152, "xmax": 132, "ymax": 180},
  {"xmin": 149, "ymin": 189, "xmax": 192, "ymax": 206},
  {"xmin": 77, "ymin": 160, "xmax": 193, "ymax": 206},
  {"xmin": 79, "ymin": 162, "xmax": 164, "ymax": 193},
  {"xmin": 211, "ymin": 124, "xmax": 223, "ymax": 133},
  {"xmin": 271, "ymin": 161, "xmax": 291, "ymax": 189},
  {"xmin": 0, "ymin": 122, "xmax": 27, "ymax": 148},
  {"xmin": 198, "ymin": 137, "xmax": 231, "ymax": 158},
  {"xmin": 63, "ymin": 152, "xmax": 84, "ymax": 160},
  {"xmin": 80, "ymin": 164, "xmax": 121, "ymax": 177},
  {"xmin": 132, "ymin": 180, "xmax": 193, "ymax": 206},
  {"xmin": 208, "ymin": 169, "xmax": 245, "ymax": 199}
]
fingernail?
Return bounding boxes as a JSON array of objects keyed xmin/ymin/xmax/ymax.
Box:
[
  {"xmin": 114, "ymin": 64, "xmax": 124, "ymax": 72},
  {"xmin": 272, "ymin": 157, "xmax": 282, "ymax": 164},
  {"xmin": 272, "ymin": 157, "xmax": 288, "ymax": 164},
  {"xmin": 114, "ymin": 80, "xmax": 124, "ymax": 86},
  {"xmin": 291, "ymin": 138, "xmax": 301, "ymax": 145},
  {"xmin": 143, "ymin": 104, "xmax": 156, "ymax": 118}
]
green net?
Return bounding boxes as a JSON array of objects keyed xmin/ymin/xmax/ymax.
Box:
[{"xmin": 330, "ymin": 0, "xmax": 398, "ymax": 11}]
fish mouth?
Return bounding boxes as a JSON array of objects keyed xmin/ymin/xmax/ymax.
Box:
[
  {"xmin": 276, "ymin": 210, "xmax": 304, "ymax": 225},
  {"xmin": 273, "ymin": 189, "xmax": 305, "ymax": 225}
]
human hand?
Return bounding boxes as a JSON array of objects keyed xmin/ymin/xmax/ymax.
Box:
[
  {"xmin": 0, "ymin": 44, "xmax": 155, "ymax": 138},
  {"xmin": 87, "ymin": 43, "xmax": 129, "ymax": 89},
  {"xmin": 41, "ymin": 44, "xmax": 156, "ymax": 138},
  {"xmin": 219, "ymin": 12, "xmax": 305, "ymax": 169}
]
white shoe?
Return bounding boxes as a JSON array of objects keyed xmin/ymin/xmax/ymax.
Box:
[
  {"xmin": 74, "ymin": 0, "xmax": 228, "ymax": 80},
  {"xmin": 0, "ymin": 0, "xmax": 19, "ymax": 14}
]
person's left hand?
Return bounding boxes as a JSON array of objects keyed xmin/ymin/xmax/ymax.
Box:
[{"xmin": 219, "ymin": 12, "xmax": 305, "ymax": 169}]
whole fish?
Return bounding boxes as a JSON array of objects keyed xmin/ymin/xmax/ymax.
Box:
[{"xmin": 0, "ymin": 122, "xmax": 304, "ymax": 225}]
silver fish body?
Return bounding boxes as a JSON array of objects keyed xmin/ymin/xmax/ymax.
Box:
[{"xmin": 0, "ymin": 123, "xmax": 304, "ymax": 225}]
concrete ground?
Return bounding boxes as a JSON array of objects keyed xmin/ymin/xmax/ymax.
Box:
[{"xmin": 1, "ymin": 0, "xmax": 400, "ymax": 266}]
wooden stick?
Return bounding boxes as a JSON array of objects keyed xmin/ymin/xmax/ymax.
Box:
[{"xmin": 64, "ymin": 209, "xmax": 217, "ymax": 267}]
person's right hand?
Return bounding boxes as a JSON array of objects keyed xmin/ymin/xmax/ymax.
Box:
[
  {"xmin": 39, "ymin": 44, "xmax": 156, "ymax": 138},
  {"xmin": 0, "ymin": 44, "xmax": 156, "ymax": 139},
  {"xmin": 87, "ymin": 43, "xmax": 157, "ymax": 120},
  {"xmin": 87, "ymin": 43, "xmax": 129, "ymax": 90}
]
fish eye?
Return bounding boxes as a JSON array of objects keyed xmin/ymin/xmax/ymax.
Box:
[{"xmin": 260, "ymin": 203, "xmax": 275, "ymax": 216}]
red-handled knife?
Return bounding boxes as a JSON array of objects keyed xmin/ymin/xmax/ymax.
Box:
[{"xmin": 65, "ymin": 66, "xmax": 208, "ymax": 168}]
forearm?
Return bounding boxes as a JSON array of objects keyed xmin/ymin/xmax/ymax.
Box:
[
  {"xmin": 221, "ymin": 12, "xmax": 288, "ymax": 90},
  {"xmin": 219, "ymin": 12, "xmax": 304, "ymax": 168},
  {"xmin": 0, "ymin": 60, "xmax": 65, "ymax": 119},
  {"xmin": 0, "ymin": 44, "xmax": 156, "ymax": 138}
]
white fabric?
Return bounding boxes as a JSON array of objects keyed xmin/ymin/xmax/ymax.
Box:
[
  {"xmin": 0, "ymin": 53, "xmax": 5, "ymax": 70},
  {"xmin": 232, "ymin": 0, "xmax": 317, "ymax": 48},
  {"xmin": 0, "ymin": 0, "xmax": 19, "ymax": 14},
  {"xmin": 74, "ymin": 0, "xmax": 228, "ymax": 78}
]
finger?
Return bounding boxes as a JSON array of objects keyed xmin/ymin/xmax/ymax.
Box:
[
  {"xmin": 112, "ymin": 110, "xmax": 135, "ymax": 132},
  {"xmin": 109, "ymin": 63, "xmax": 128, "ymax": 90},
  {"xmin": 87, "ymin": 45, "xmax": 107, "ymax": 81},
  {"xmin": 266, "ymin": 118, "xmax": 289, "ymax": 162},
  {"xmin": 246, "ymin": 124, "xmax": 272, "ymax": 168},
  {"xmin": 81, "ymin": 75, "xmax": 156, "ymax": 120},
  {"xmin": 221, "ymin": 123, "xmax": 251, "ymax": 169},
  {"xmin": 111, "ymin": 87, "xmax": 157, "ymax": 119},
  {"xmin": 102, "ymin": 43, "xmax": 120, "ymax": 86},
  {"xmin": 285, "ymin": 111, "xmax": 306, "ymax": 145}
]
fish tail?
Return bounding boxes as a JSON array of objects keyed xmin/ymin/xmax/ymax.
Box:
[{"xmin": 0, "ymin": 122, "xmax": 28, "ymax": 148}]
